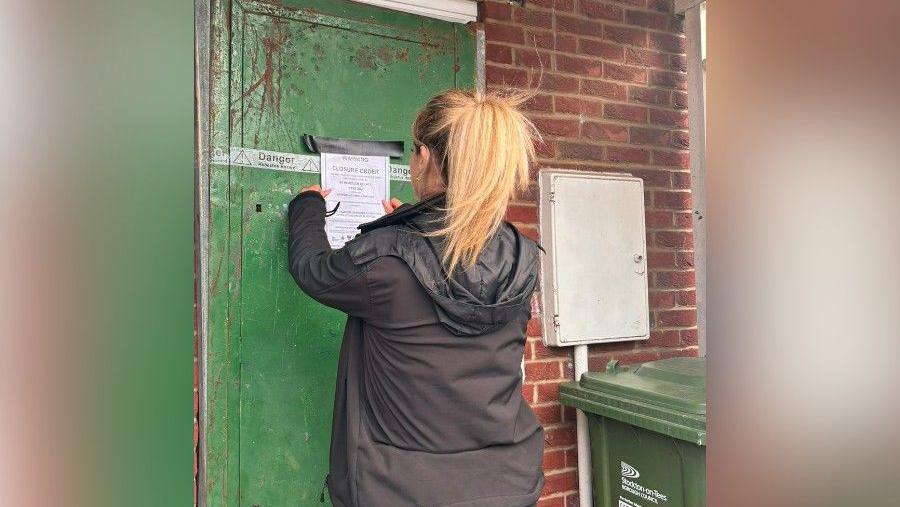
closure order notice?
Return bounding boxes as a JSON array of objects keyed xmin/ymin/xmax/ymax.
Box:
[{"xmin": 320, "ymin": 153, "xmax": 390, "ymax": 248}]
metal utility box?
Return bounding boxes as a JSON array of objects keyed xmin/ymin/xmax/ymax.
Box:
[
  {"xmin": 538, "ymin": 170, "xmax": 649, "ymax": 347},
  {"xmin": 559, "ymin": 357, "xmax": 707, "ymax": 507}
]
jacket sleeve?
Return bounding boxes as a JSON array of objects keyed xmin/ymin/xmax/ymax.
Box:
[{"xmin": 287, "ymin": 191, "xmax": 372, "ymax": 319}]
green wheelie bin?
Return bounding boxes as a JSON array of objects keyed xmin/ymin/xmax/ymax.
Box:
[{"xmin": 559, "ymin": 356, "xmax": 706, "ymax": 507}]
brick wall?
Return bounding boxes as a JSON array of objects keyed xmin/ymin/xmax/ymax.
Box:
[{"xmin": 486, "ymin": 1, "xmax": 699, "ymax": 505}]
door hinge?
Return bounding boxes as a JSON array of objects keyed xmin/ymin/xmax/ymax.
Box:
[{"xmin": 552, "ymin": 314, "xmax": 560, "ymax": 328}]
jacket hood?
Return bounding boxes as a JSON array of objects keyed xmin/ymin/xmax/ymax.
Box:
[{"xmin": 354, "ymin": 194, "xmax": 540, "ymax": 336}]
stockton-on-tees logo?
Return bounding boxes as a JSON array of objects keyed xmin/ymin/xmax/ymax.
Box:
[
  {"xmin": 621, "ymin": 462, "xmax": 640, "ymax": 479},
  {"xmin": 620, "ymin": 461, "xmax": 669, "ymax": 505}
]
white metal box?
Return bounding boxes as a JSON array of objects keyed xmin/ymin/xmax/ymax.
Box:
[{"xmin": 539, "ymin": 170, "xmax": 649, "ymax": 346}]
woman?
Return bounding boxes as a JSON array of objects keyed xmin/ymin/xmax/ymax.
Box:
[{"xmin": 288, "ymin": 89, "xmax": 544, "ymax": 507}]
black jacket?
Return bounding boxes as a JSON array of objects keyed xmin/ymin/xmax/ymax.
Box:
[{"xmin": 288, "ymin": 191, "xmax": 544, "ymax": 507}]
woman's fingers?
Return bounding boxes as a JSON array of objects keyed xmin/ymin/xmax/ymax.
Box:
[
  {"xmin": 381, "ymin": 198, "xmax": 404, "ymax": 214},
  {"xmin": 299, "ymin": 185, "xmax": 331, "ymax": 198}
]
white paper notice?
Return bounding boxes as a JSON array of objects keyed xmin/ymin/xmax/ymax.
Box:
[{"xmin": 320, "ymin": 153, "xmax": 390, "ymax": 248}]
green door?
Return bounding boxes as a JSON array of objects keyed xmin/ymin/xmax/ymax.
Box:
[{"xmin": 204, "ymin": 1, "xmax": 476, "ymax": 505}]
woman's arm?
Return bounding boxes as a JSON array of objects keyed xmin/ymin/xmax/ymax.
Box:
[{"xmin": 287, "ymin": 188, "xmax": 372, "ymax": 318}]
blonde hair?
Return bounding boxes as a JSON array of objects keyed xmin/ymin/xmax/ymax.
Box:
[{"xmin": 412, "ymin": 89, "xmax": 538, "ymax": 273}]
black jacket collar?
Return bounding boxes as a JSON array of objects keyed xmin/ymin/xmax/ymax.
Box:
[{"xmin": 358, "ymin": 193, "xmax": 446, "ymax": 234}]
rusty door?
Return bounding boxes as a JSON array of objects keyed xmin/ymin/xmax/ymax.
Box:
[{"xmin": 203, "ymin": 1, "xmax": 476, "ymax": 505}]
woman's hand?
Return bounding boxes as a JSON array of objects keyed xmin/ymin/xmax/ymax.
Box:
[
  {"xmin": 300, "ymin": 184, "xmax": 332, "ymax": 198},
  {"xmin": 381, "ymin": 197, "xmax": 404, "ymax": 214}
]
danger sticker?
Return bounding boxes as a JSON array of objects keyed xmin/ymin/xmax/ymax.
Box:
[{"xmin": 211, "ymin": 147, "xmax": 410, "ymax": 182}]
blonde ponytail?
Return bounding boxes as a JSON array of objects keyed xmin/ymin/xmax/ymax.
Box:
[{"xmin": 412, "ymin": 89, "xmax": 538, "ymax": 273}]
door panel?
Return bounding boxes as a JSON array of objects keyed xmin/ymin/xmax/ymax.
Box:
[{"xmin": 208, "ymin": 1, "xmax": 476, "ymax": 505}]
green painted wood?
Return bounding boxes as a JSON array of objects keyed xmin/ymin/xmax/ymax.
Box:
[{"xmin": 205, "ymin": 0, "xmax": 476, "ymax": 505}]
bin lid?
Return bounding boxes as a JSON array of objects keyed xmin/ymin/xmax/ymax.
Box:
[
  {"xmin": 581, "ymin": 356, "xmax": 706, "ymax": 415},
  {"xmin": 559, "ymin": 356, "xmax": 707, "ymax": 445}
]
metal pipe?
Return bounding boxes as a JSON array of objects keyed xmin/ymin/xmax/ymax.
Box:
[{"xmin": 573, "ymin": 344, "xmax": 593, "ymax": 506}]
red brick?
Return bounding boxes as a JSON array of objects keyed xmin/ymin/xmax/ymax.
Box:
[
  {"xmin": 506, "ymin": 203, "xmax": 538, "ymax": 223},
  {"xmin": 534, "ymin": 340, "xmax": 570, "ymax": 359},
  {"xmin": 649, "ymin": 290, "xmax": 676, "ymax": 309},
  {"xmin": 680, "ymin": 328, "xmax": 699, "ymax": 345},
  {"xmin": 537, "ymin": 495, "xmax": 567, "ymax": 507},
  {"xmin": 629, "ymin": 86, "xmax": 670, "ymax": 106},
  {"xmin": 650, "ymin": 69, "xmax": 687, "ymax": 90},
  {"xmin": 544, "ymin": 426, "xmax": 577, "ymax": 448},
  {"xmin": 555, "ymin": 96, "xmax": 603, "ymax": 116},
  {"xmin": 626, "ymin": 9, "xmax": 669, "ymax": 30},
  {"xmin": 519, "ymin": 225, "xmax": 540, "ymax": 242},
  {"xmin": 524, "ymin": 93, "xmax": 554, "ymax": 112},
  {"xmin": 560, "ymin": 142, "xmax": 604, "ymax": 160},
  {"xmin": 657, "ymin": 309, "xmax": 697, "ymax": 327},
  {"xmin": 674, "ymin": 211, "xmax": 693, "ymax": 227},
  {"xmin": 652, "ymin": 149, "xmax": 690, "ymax": 168},
  {"xmin": 671, "ymin": 130, "xmax": 690, "ymax": 148},
  {"xmin": 578, "ymin": 38, "xmax": 625, "ymax": 61},
  {"xmin": 522, "ymin": 382, "xmax": 535, "ymax": 403},
  {"xmin": 647, "ymin": 0, "xmax": 673, "ymax": 12},
  {"xmin": 647, "ymin": 250, "xmax": 676, "ymax": 268},
  {"xmin": 605, "ymin": 146, "xmax": 650, "ymax": 164},
  {"xmin": 533, "ymin": 117, "xmax": 579, "ymax": 137},
  {"xmin": 673, "ymin": 91, "xmax": 689, "ymax": 109},
  {"xmin": 649, "ymin": 108, "xmax": 688, "ymax": 127},
  {"xmin": 604, "ymin": 103, "xmax": 648, "ymax": 122},
  {"xmin": 678, "ymin": 289, "xmax": 696, "ymax": 306},
  {"xmin": 580, "ymin": 0, "xmax": 624, "ymax": 20},
  {"xmin": 603, "ymin": 62, "xmax": 647, "ymax": 83},
  {"xmin": 654, "ymin": 190, "xmax": 691, "ymax": 210},
  {"xmin": 672, "ymin": 171, "xmax": 691, "ymax": 188},
  {"xmin": 557, "ymin": 54, "xmax": 603, "ymax": 77},
  {"xmin": 485, "ymin": 22, "xmax": 525, "ymax": 44},
  {"xmin": 648, "ymin": 32, "xmax": 685, "ymax": 53},
  {"xmin": 514, "ymin": 48, "xmax": 551, "ymax": 68},
  {"xmin": 556, "ymin": 14, "xmax": 603, "ymax": 37},
  {"xmin": 645, "ymin": 211, "xmax": 673, "ymax": 228},
  {"xmin": 648, "ymin": 329, "xmax": 680, "ymax": 346},
  {"xmin": 514, "ymin": 8, "xmax": 554, "ymax": 28},
  {"xmin": 565, "ymin": 493, "xmax": 581, "ymax": 507},
  {"xmin": 527, "ymin": 318, "xmax": 542, "ymax": 337},
  {"xmin": 670, "ymin": 54, "xmax": 687, "ymax": 72},
  {"xmin": 535, "ymin": 138, "xmax": 556, "ymax": 158},
  {"xmin": 537, "ymin": 73, "xmax": 579, "ymax": 93},
  {"xmin": 562, "ymin": 405, "xmax": 577, "ymax": 423},
  {"xmin": 486, "ymin": 65, "xmax": 528, "ymax": 86},
  {"xmin": 526, "ymin": 361, "xmax": 563, "ymax": 381},
  {"xmin": 657, "ymin": 270, "xmax": 695, "ymax": 288},
  {"xmin": 580, "ymin": 79, "xmax": 628, "ymax": 100},
  {"xmin": 480, "ymin": 1, "xmax": 511, "ymax": 20},
  {"xmin": 529, "ymin": 0, "xmax": 575, "ymax": 9},
  {"xmin": 625, "ymin": 47, "xmax": 669, "ymax": 68},
  {"xmin": 582, "ymin": 122, "xmax": 629, "ymax": 142},
  {"xmin": 533, "ymin": 404, "xmax": 563, "ymax": 425},
  {"xmin": 630, "ymin": 126, "xmax": 670, "ymax": 146},
  {"xmin": 656, "ymin": 230, "xmax": 693, "ymax": 248},
  {"xmin": 486, "ymin": 43, "xmax": 512, "ymax": 64},
  {"xmin": 565, "ymin": 447, "xmax": 579, "ymax": 468},
  {"xmin": 604, "ymin": 25, "xmax": 647, "ymax": 47},
  {"xmin": 536, "ymin": 381, "xmax": 565, "ymax": 403},
  {"xmin": 630, "ymin": 168, "xmax": 670, "ymax": 187},
  {"xmin": 543, "ymin": 449, "xmax": 567, "ymax": 470},
  {"xmin": 676, "ymin": 251, "xmax": 694, "ymax": 268}
]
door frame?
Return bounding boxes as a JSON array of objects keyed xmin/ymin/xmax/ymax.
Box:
[{"xmin": 194, "ymin": 1, "xmax": 485, "ymax": 504}]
